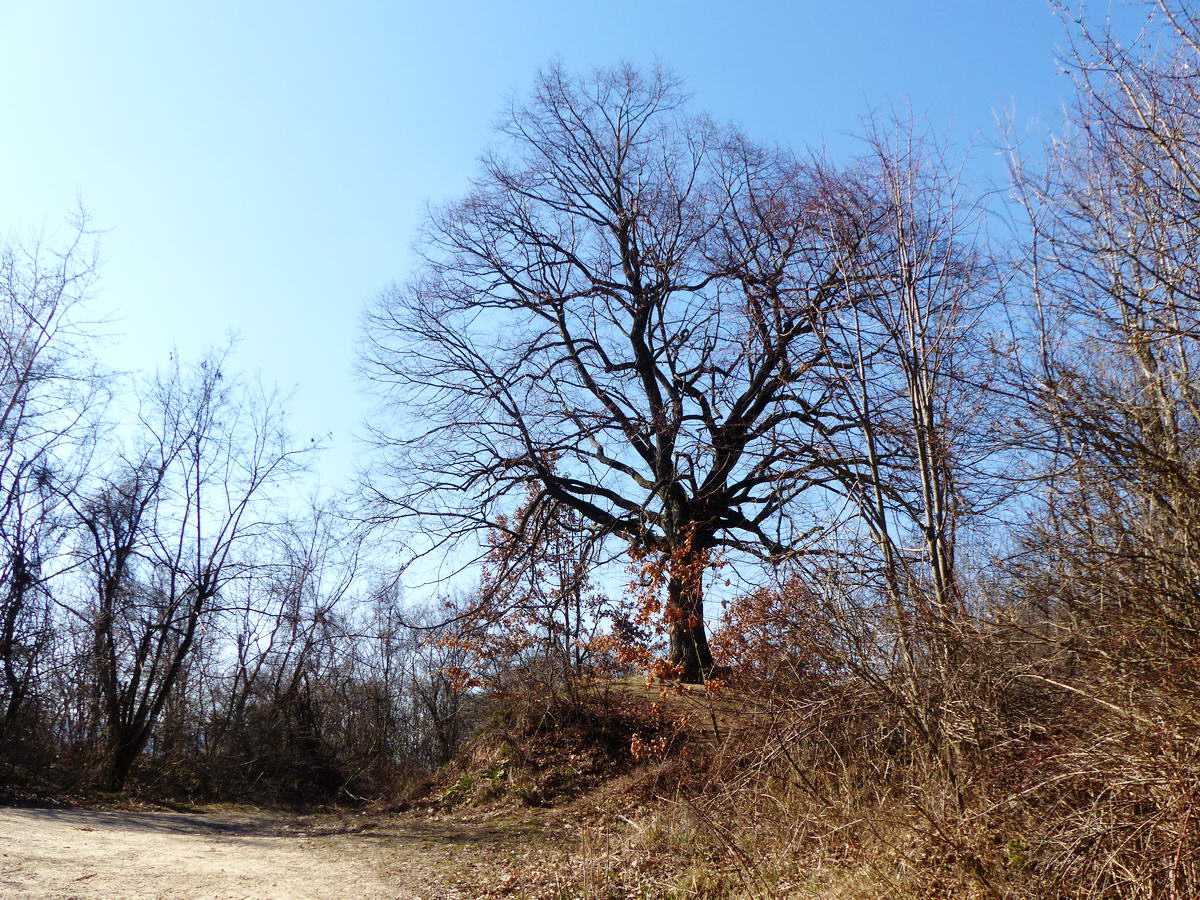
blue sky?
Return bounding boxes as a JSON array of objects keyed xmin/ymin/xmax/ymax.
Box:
[{"xmin": 0, "ymin": 1, "xmax": 1144, "ymax": 488}]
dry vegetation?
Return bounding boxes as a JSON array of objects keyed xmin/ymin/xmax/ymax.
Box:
[{"xmin": 4, "ymin": 2, "xmax": 1200, "ymax": 898}]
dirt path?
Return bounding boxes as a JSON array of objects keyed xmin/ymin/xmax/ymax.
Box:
[{"xmin": 0, "ymin": 806, "xmax": 517, "ymax": 899}]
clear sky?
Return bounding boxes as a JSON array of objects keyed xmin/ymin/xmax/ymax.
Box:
[{"xmin": 0, "ymin": 0, "xmax": 1145, "ymax": 489}]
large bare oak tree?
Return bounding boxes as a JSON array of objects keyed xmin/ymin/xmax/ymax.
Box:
[{"xmin": 364, "ymin": 66, "xmax": 883, "ymax": 681}]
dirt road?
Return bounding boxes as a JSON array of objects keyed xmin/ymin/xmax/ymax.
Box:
[{"xmin": 0, "ymin": 806, "xmax": 511, "ymax": 899}]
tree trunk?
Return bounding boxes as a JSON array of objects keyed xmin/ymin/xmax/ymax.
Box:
[
  {"xmin": 666, "ymin": 551, "xmax": 713, "ymax": 684},
  {"xmin": 107, "ymin": 729, "xmax": 145, "ymax": 791},
  {"xmin": 1, "ymin": 559, "xmax": 35, "ymax": 735}
]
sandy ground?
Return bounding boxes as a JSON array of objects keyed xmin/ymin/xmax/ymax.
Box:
[{"xmin": 0, "ymin": 806, "xmax": 505, "ymax": 899}]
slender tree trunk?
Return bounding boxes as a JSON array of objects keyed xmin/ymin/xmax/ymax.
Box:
[{"xmin": 1, "ymin": 559, "xmax": 35, "ymax": 734}]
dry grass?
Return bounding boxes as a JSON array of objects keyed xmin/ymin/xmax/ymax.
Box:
[
  {"xmin": 396, "ymin": 608, "xmax": 1199, "ymax": 900},
  {"xmin": 451, "ymin": 637, "xmax": 1197, "ymax": 898}
]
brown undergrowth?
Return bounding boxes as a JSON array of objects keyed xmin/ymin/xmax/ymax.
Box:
[
  {"xmin": 414, "ymin": 643, "xmax": 1199, "ymax": 900},
  {"xmin": 423, "ymin": 682, "xmax": 695, "ymax": 813}
]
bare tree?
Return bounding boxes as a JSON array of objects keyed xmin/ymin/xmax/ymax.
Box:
[
  {"xmin": 827, "ymin": 122, "xmax": 1008, "ymax": 665},
  {"xmin": 72, "ymin": 350, "xmax": 302, "ymax": 788},
  {"xmin": 363, "ymin": 65, "xmax": 885, "ymax": 682},
  {"xmin": 0, "ymin": 215, "xmax": 103, "ymax": 737},
  {"xmin": 1000, "ymin": 4, "xmax": 1200, "ymax": 891},
  {"xmin": 214, "ymin": 500, "xmax": 368, "ymax": 796},
  {"xmin": 1015, "ymin": 0, "xmax": 1200, "ymax": 639}
]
